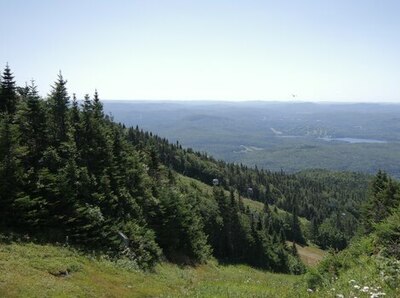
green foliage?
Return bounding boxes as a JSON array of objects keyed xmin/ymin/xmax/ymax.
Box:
[
  {"xmin": 0, "ymin": 114, "xmax": 20, "ymax": 228},
  {"xmin": 377, "ymin": 256, "xmax": 400, "ymax": 289},
  {"xmin": 316, "ymin": 218, "xmax": 347, "ymax": 250},
  {"xmin": 362, "ymin": 170, "xmax": 400, "ymax": 233},
  {"xmin": 304, "ymin": 267, "xmax": 324, "ymax": 290},
  {"xmin": 374, "ymin": 205, "xmax": 400, "ymax": 259},
  {"xmin": 156, "ymin": 187, "xmax": 211, "ymax": 264},
  {"xmin": 0, "ymin": 63, "xmax": 17, "ymax": 114},
  {"xmin": 117, "ymin": 221, "xmax": 161, "ymax": 270},
  {"xmin": 305, "ymin": 171, "xmax": 400, "ymax": 296},
  {"xmin": 287, "ymin": 252, "xmax": 306, "ymax": 274}
]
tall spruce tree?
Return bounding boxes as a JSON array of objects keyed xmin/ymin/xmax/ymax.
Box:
[
  {"xmin": 0, "ymin": 114, "xmax": 19, "ymax": 228},
  {"xmin": 11, "ymin": 81, "xmax": 49, "ymax": 231},
  {"xmin": 0, "ymin": 64, "xmax": 17, "ymax": 114},
  {"xmin": 16, "ymin": 81, "xmax": 47, "ymax": 166},
  {"xmin": 48, "ymin": 72, "xmax": 70, "ymax": 144}
]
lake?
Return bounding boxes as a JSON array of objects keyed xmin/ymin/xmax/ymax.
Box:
[{"xmin": 320, "ymin": 137, "xmax": 387, "ymax": 144}]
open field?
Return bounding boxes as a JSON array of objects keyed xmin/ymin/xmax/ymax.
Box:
[{"xmin": 291, "ymin": 243, "xmax": 326, "ymax": 267}]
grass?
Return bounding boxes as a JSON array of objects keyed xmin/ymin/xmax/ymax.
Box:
[
  {"xmin": 0, "ymin": 241, "xmax": 304, "ymax": 298},
  {"xmin": 290, "ymin": 243, "xmax": 326, "ymax": 267},
  {"xmin": 306, "ymin": 254, "xmax": 399, "ymax": 298}
]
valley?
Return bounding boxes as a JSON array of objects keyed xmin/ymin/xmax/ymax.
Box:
[{"xmin": 103, "ymin": 101, "xmax": 400, "ymax": 177}]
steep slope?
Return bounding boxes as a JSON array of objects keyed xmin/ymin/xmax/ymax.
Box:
[{"xmin": 0, "ymin": 242, "xmax": 303, "ymax": 298}]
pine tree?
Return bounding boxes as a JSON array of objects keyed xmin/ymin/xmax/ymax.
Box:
[
  {"xmin": 17, "ymin": 81, "xmax": 47, "ymax": 166},
  {"xmin": 0, "ymin": 64, "xmax": 17, "ymax": 114},
  {"xmin": 70, "ymin": 94, "xmax": 80, "ymax": 131},
  {"xmin": 157, "ymin": 188, "xmax": 211, "ymax": 263},
  {"xmin": 48, "ymin": 72, "xmax": 70, "ymax": 144},
  {"xmin": 0, "ymin": 114, "xmax": 19, "ymax": 228},
  {"xmin": 93, "ymin": 89, "xmax": 104, "ymax": 119},
  {"xmin": 10, "ymin": 81, "xmax": 49, "ymax": 230},
  {"xmin": 289, "ymin": 195, "xmax": 306, "ymax": 244}
]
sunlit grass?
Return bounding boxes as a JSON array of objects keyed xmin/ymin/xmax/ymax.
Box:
[{"xmin": 0, "ymin": 242, "xmax": 303, "ymax": 297}]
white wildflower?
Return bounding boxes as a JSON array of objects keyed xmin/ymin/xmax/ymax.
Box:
[
  {"xmin": 336, "ymin": 294, "xmax": 344, "ymax": 298},
  {"xmin": 307, "ymin": 288, "xmax": 313, "ymax": 293},
  {"xmin": 361, "ymin": 286, "xmax": 370, "ymax": 293},
  {"xmin": 370, "ymin": 293, "xmax": 386, "ymax": 298},
  {"xmin": 354, "ymin": 285, "xmax": 360, "ymax": 290}
]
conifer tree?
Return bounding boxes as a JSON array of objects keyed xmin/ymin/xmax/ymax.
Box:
[
  {"xmin": 362, "ymin": 171, "xmax": 400, "ymax": 233},
  {"xmin": 0, "ymin": 64, "xmax": 17, "ymax": 114},
  {"xmin": 17, "ymin": 81, "xmax": 47, "ymax": 166},
  {"xmin": 93, "ymin": 89, "xmax": 104, "ymax": 119},
  {"xmin": 0, "ymin": 114, "xmax": 19, "ymax": 228},
  {"xmin": 48, "ymin": 72, "xmax": 70, "ymax": 144},
  {"xmin": 10, "ymin": 81, "xmax": 49, "ymax": 230},
  {"xmin": 70, "ymin": 94, "xmax": 80, "ymax": 130},
  {"xmin": 157, "ymin": 188, "xmax": 211, "ymax": 263}
]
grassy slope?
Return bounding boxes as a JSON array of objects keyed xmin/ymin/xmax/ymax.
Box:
[
  {"xmin": 0, "ymin": 242, "xmax": 303, "ymax": 298},
  {"xmin": 305, "ymin": 237, "xmax": 400, "ymax": 298},
  {"xmin": 0, "ymin": 175, "xmax": 326, "ymax": 297},
  {"xmin": 292, "ymin": 243, "xmax": 326, "ymax": 267}
]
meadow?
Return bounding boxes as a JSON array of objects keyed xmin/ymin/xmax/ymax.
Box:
[{"xmin": 0, "ymin": 241, "xmax": 305, "ymax": 298}]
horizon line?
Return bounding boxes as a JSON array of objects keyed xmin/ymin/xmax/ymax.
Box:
[{"xmin": 99, "ymin": 99, "xmax": 400, "ymax": 105}]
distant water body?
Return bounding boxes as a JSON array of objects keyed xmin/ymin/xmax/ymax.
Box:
[{"xmin": 320, "ymin": 137, "xmax": 387, "ymax": 144}]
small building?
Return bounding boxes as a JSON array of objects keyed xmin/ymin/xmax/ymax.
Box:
[{"xmin": 212, "ymin": 178, "xmax": 219, "ymax": 186}]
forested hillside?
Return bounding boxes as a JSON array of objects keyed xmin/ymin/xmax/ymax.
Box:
[
  {"xmin": 103, "ymin": 101, "xmax": 400, "ymax": 177},
  {"xmin": 0, "ymin": 65, "xmax": 369, "ymax": 273},
  {"xmin": 305, "ymin": 171, "xmax": 400, "ymax": 297}
]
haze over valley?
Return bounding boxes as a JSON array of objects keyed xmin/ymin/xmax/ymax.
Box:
[{"xmin": 104, "ymin": 101, "xmax": 400, "ymax": 177}]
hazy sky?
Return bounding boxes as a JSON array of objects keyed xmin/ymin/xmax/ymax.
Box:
[{"xmin": 1, "ymin": 0, "xmax": 400, "ymax": 102}]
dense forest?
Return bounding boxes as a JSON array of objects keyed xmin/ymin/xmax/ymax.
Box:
[{"xmin": 0, "ymin": 65, "xmax": 370, "ymax": 273}]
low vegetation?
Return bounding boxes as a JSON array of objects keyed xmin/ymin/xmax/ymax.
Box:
[{"xmin": 0, "ymin": 241, "xmax": 302, "ymax": 297}]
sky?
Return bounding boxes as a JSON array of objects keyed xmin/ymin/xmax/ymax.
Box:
[{"xmin": 1, "ymin": 0, "xmax": 400, "ymax": 102}]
